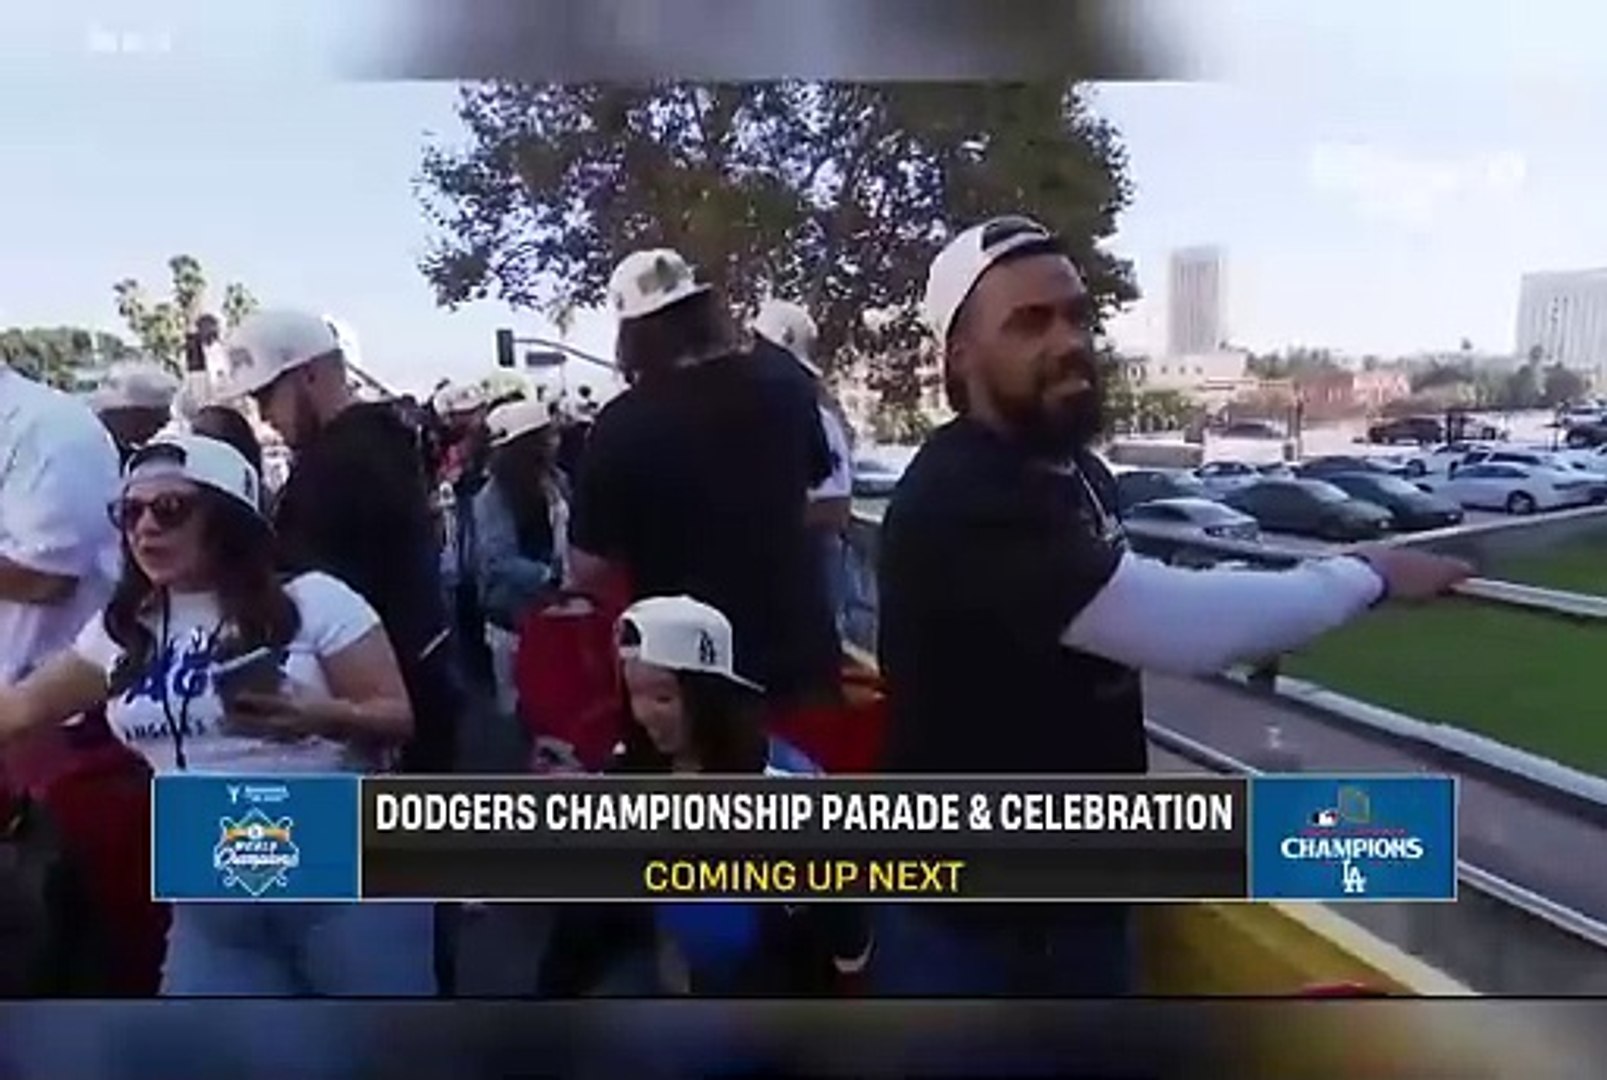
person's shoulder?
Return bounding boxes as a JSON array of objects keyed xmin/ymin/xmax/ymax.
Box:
[
  {"xmin": 888, "ymin": 422, "xmax": 1030, "ymax": 526},
  {"xmin": 7, "ymin": 376, "xmax": 106, "ymax": 445},
  {"xmin": 285, "ymin": 571, "xmax": 377, "ymax": 618},
  {"xmin": 895, "ymin": 422, "xmax": 993, "ymax": 496}
]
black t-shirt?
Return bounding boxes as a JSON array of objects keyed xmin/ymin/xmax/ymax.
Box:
[
  {"xmin": 876, "ymin": 417, "xmax": 1146, "ymax": 777},
  {"xmin": 273, "ymin": 402, "xmax": 454, "ymax": 686},
  {"xmin": 569, "ymin": 353, "xmax": 837, "ymax": 705}
]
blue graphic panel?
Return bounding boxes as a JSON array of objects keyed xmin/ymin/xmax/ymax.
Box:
[
  {"xmin": 1248, "ymin": 775, "xmax": 1456, "ymax": 901},
  {"xmin": 152, "ymin": 775, "xmax": 361, "ymax": 901}
]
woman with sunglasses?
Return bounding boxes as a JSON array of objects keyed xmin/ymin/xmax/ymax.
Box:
[{"xmin": 0, "ymin": 433, "xmax": 432, "ymax": 996}]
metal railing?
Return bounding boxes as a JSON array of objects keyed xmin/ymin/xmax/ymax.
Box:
[{"xmin": 840, "ymin": 511, "xmax": 1607, "ymax": 975}]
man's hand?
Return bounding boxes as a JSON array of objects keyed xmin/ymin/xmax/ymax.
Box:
[{"xmin": 1349, "ymin": 545, "xmax": 1474, "ymax": 602}]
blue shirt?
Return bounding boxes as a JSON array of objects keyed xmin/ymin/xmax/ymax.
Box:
[{"xmin": 654, "ymin": 738, "xmax": 819, "ymax": 989}]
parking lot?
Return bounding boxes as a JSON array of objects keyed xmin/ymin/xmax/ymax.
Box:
[{"xmin": 853, "ymin": 410, "xmax": 1570, "ymax": 555}]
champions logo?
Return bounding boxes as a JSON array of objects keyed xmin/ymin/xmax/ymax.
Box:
[
  {"xmin": 214, "ymin": 806, "xmax": 301, "ymax": 897},
  {"xmin": 1279, "ymin": 786, "xmax": 1427, "ymax": 865}
]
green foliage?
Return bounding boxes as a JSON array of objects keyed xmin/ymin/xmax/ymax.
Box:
[
  {"xmin": 112, "ymin": 255, "xmax": 259, "ymax": 371},
  {"xmin": 417, "ymin": 81, "xmax": 1138, "ymax": 413},
  {"xmin": 1101, "ymin": 351, "xmax": 1198, "ymax": 434},
  {"xmin": 869, "ymin": 399, "xmax": 937, "ymax": 445},
  {"xmin": 1244, "ymin": 347, "xmax": 1343, "ymax": 381},
  {"xmin": 1407, "ymin": 356, "xmax": 1588, "ymax": 412},
  {"xmin": 0, "ymin": 327, "xmax": 133, "ymax": 389}
]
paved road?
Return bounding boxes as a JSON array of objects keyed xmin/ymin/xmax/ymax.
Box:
[{"xmin": 1144, "ymin": 674, "xmax": 1607, "ymax": 924}]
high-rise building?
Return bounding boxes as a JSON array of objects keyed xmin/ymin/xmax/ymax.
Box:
[
  {"xmin": 1514, "ymin": 269, "xmax": 1607, "ymax": 375},
  {"xmin": 1167, "ymin": 246, "xmax": 1225, "ymax": 357}
]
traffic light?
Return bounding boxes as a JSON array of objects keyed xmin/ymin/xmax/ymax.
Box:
[{"xmin": 495, "ymin": 328, "xmax": 515, "ymax": 369}]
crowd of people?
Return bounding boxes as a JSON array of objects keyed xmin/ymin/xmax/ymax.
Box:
[{"xmin": 0, "ymin": 213, "xmax": 1475, "ymax": 1001}]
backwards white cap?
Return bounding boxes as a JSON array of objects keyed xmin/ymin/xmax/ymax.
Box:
[
  {"xmin": 616, "ymin": 595, "xmax": 761, "ymax": 691},
  {"xmin": 607, "ymin": 249, "xmax": 710, "ymax": 321},
  {"xmin": 922, "ymin": 215, "xmax": 1063, "ymax": 344},
  {"xmin": 124, "ymin": 432, "xmax": 264, "ymax": 519}
]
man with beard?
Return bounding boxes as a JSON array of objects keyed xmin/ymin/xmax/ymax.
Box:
[
  {"xmin": 221, "ymin": 310, "xmax": 462, "ymax": 776},
  {"xmin": 568, "ymin": 248, "xmax": 839, "ymax": 711},
  {"xmin": 871, "ymin": 215, "xmax": 1472, "ymax": 995}
]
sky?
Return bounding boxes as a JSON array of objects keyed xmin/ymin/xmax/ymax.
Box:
[{"xmin": 0, "ymin": 0, "xmax": 1604, "ymax": 394}]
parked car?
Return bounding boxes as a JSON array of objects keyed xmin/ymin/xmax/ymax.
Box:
[
  {"xmin": 1563, "ymin": 423, "xmax": 1607, "ymax": 449},
  {"xmin": 1455, "ymin": 449, "xmax": 1607, "ymax": 502},
  {"xmin": 1321, "ymin": 472, "xmax": 1464, "ymax": 532},
  {"xmin": 1122, "ymin": 497, "xmax": 1262, "ymax": 542},
  {"xmin": 1366, "ymin": 416, "xmax": 1443, "ymax": 445},
  {"xmin": 1215, "ymin": 419, "xmax": 1285, "ymax": 439},
  {"xmin": 1113, "ymin": 468, "xmax": 1214, "ymax": 513},
  {"xmin": 1223, "ymin": 479, "xmax": 1392, "ymax": 541},
  {"xmin": 1295, "ymin": 455, "xmax": 1407, "ymax": 479},
  {"xmin": 851, "ymin": 457, "xmax": 903, "ymax": 498},
  {"xmin": 1194, "ymin": 460, "xmax": 1264, "ymax": 493},
  {"xmin": 1401, "ymin": 440, "xmax": 1498, "ymax": 477},
  {"xmin": 1256, "ymin": 462, "xmax": 1296, "ymax": 480},
  {"xmin": 1425, "ymin": 462, "xmax": 1595, "ymax": 515}
]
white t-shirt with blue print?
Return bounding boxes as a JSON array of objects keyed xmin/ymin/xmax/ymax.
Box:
[{"xmin": 72, "ymin": 572, "xmax": 382, "ymax": 775}]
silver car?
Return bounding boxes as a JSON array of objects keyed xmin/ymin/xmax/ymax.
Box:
[{"xmin": 1123, "ymin": 497, "xmax": 1262, "ymax": 542}]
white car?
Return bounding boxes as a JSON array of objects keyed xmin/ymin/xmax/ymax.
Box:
[
  {"xmin": 1400, "ymin": 441, "xmax": 1498, "ymax": 478},
  {"xmin": 1426, "ymin": 462, "xmax": 1595, "ymax": 515},
  {"xmin": 1456, "ymin": 448, "xmax": 1607, "ymax": 501},
  {"xmin": 1123, "ymin": 497, "xmax": 1262, "ymax": 543},
  {"xmin": 1194, "ymin": 460, "xmax": 1264, "ymax": 493}
]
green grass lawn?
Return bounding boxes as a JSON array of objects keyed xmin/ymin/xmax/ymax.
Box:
[
  {"xmin": 1282, "ymin": 598, "xmax": 1607, "ymax": 774},
  {"xmin": 1486, "ymin": 540, "xmax": 1607, "ymax": 597}
]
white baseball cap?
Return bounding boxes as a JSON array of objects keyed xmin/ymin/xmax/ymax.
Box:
[
  {"xmin": 486, "ymin": 398, "xmax": 556, "ymax": 447},
  {"xmin": 432, "ymin": 382, "xmax": 487, "ymax": 416},
  {"xmin": 89, "ymin": 360, "xmax": 181, "ymax": 412},
  {"xmin": 124, "ymin": 432, "xmax": 264, "ymax": 519},
  {"xmin": 752, "ymin": 300, "xmax": 821, "ymax": 377},
  {"xmin": 221, "ymin": 309, "xmax": 344, "ymax": 399},
  {"xmin": 607, "ymin": 249, "xmax": 710, "ymax": 321},
  {"xmin": 616, "ymin": 595, "xmax": 761, "ymax": 692},
  {"xmin": 922, "ymin": 215, "xmax": 1064, "ymax": 344}
]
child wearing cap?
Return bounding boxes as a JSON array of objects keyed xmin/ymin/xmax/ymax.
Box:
[{"xmin": 587, "ymin": 595, "xmax": 870, "ymax": 995}]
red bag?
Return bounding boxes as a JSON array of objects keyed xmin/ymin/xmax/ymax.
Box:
[
  {"xmin": 514, "ymin": 588, "xmax": 630, "ymax": 774},
  {"xmin": 768, "ymin": 660, "xmax": 889, "ymax": 775},
  {"xmin": 35, "ymin": 743, "xmax": 170, "ymax": 996}
]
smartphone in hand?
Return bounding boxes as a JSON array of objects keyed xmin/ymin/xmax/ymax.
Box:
[{"xmin": 211, "ymin": 646, "xmax": 286, "ymax": 707}]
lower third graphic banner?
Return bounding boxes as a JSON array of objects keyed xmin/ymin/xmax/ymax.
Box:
[{"xmin": 150, "ymin": 773, "xmax": 1456, "ymax": 903}]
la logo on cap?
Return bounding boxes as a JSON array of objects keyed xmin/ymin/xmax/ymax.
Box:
[{"xmin": 696, "ymin": 629, "xmax": 717, "ymax": 667}]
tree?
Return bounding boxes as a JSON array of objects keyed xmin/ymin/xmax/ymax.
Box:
[
  {"xmin": 417, "ymin": 81, "xmax": 1138, "ymax": 414},
  {"xmin": 1541, "ymin": 363, "xmax": 1587, "ymax": 408},
  {"xmin": 0, "ymin": 327, "xmax": 133, "ymax": 389},
  {"xmin": 113, "ymin": 255, "xmax": 259, "ymax": 371}
]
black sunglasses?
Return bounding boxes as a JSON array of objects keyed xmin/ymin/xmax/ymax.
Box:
[{"xmin": 108, "ymin": 492, "xmax": 200, "ymax": 532}]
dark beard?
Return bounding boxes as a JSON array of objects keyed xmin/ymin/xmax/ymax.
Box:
[{"xmin": 1002, "ymin": 387, "xmax": 1105, "ymax": 460}]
